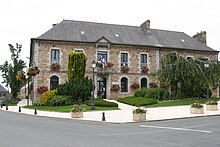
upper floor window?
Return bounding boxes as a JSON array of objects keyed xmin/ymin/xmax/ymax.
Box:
[
  {"xmin": 74, "ymin": 48, "xmax": 84, "ymax": 52},
  {"xmin": 51, "ymin": 49, "xmax": 60, "ymax": 64},
  {"xmin": 97, "ymin": 51, "xmax": 107, "ymax": 63},
  {"xmin": 140, "ymin": 54, "xmax": 147, "ymax": 68},
  {"xmin": 121, "ymin": 53, "xmax": 128, "ymax": 66}
]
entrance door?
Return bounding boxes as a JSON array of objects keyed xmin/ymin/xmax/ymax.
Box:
[{"xmin": 97, "ymin": 77, "xmax": 106, "ymax": 99}]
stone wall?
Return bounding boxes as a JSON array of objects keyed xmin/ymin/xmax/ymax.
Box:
[{"xmin": 31, "ymin": 40, "xmax": 219, "ymax": 102}]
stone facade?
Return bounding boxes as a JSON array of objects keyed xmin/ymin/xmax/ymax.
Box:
[{"xmin": 30, "ymin": 39, "xmax": 218, "ymax": 103}]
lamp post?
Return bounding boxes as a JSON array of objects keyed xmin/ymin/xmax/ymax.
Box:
[
  {"xmin": 91, "ymin": 60, "xmax": 96, "ymax": 110},
  {"xmin": 204, "ymin": 61, "xmax": 209, "ymax": 101}
]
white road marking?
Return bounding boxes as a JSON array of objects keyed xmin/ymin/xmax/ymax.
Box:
[{"xmin": 139, "ymin": 125, "xmax": 212, "ymax": 133}]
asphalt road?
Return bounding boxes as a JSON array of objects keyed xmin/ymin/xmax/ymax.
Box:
[{"xmin": 0, "ymin": 110, "xmax": 220, "ymax": 147}]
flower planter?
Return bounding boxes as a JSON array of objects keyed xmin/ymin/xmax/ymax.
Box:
[
  {"xmin": 133, "ymin": 113, "xmax": 146, "ymax": 121},
  {"xmin": 206, "ymin": 104, "xmax": 218, "ymax": 111},
  {"xmin": 190, "ymin": 107, "xmax": 204, "ymax": 114},
  {"xmin": 71, "ymin": 112, "xmax": 83, "ymax": 118}
]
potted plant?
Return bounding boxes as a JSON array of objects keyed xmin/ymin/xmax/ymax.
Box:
[
  {"xmin": 50, "ymin": 63, "xmax": 60, "ymax": 71},
  {"xmin": 37, "ymin": 86, "xmax": 48, "ymax": 94},
  {"xmin": 121, "ymin": 64, "xmax": 130, "ymax": 73},
  {"xmin": 111, "ymin": 84, "xmax": 120, "ymax": 91},
  {"xmin": 96, "ymin": 61, "xmax": 103, "ymax": 68},
  {"xmin": 149, "ymin": 82, "xmax": 158, "ymax": 88},
  {"xmin": 141, "ymin": 66, "xmax": 149, "ymax": 74},
  {"xmin": 190, "ymin": 101, "xmax": 204, "ymax": 114},
  {"xmin": 133, "ymin": 108, "xmax": 147, "ymax": 121},
  {"xmin": 130, "ymin": 82, "xmax": 140, "ymax": 89},
  {"xmin": 16, "ymin": 71, "xmax": 26, "ymax": 81},
  {"xmin": 71, "ymin": 105, "xmax": 84, "ymax": 118},
  {"xmin": 206, "ymin": 100, "xmax": 218, "ymax": 111},
  {"xmin": 107, "ymin": 62, "xmax": 113, "ymax": 68},
  {"xmin": 27, "ymin": 66, "xmax": 40, "ymax": 76}
]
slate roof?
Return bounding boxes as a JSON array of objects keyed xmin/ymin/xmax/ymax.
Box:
[
  {"xmin": 0, "ymin": 84, "xmax": 8, "ymax": 93},
  {"xmin": 36, "ymin": 20, "xmax": 216, "ymax": 52}
]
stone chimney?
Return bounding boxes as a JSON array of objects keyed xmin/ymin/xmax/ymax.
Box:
[
  {"xmin": 140, "ymin": 20, "xmax": 150, "ymax": 32},
  {"xmin": 193, "ymin": 31, "xmax": 207, "ymax": 45}
]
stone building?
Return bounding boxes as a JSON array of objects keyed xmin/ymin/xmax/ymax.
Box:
[
  {"xmin": 30, "ymin": 20, "xmax": 218, "ymax": 102},
  {"xmin": 0, "ymin": 84, "xmax": 10, "ymax": 100}
]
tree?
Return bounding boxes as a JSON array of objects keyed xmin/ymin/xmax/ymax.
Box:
[
  {"xmin": 56, "ymin": 52, "xmax": 92, "ymax": 104},
  {"xmin": 68, "ymin": 52, "xmax": 86, "ymax": 81},
  {"xmin": 0, "ymin": 44, "xmax": 26, "ymax": 99},
  {"xmin": 156, "ymin": 52, "xmax": 220, "ymax": 99}
]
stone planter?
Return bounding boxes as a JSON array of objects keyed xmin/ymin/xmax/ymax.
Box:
[
  {"xmin": 71, "ymin": 112, "xmax": 83, "ymax": 118},
  {"xmin": 206, "ymin": 104, "xmax": 218, "ymax": 111},
  {"xmin": 190, "ymin": 107, "xmax": 204, "ymax": 114},
  {"xmin": 133, "ymin": 113, "xmax": 146, "ymax": 121}
]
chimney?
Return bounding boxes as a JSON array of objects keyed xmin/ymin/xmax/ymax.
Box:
[
  {"xmin": 193, "ymin": 31, "xmax": 207, "ymax": 45},
  {"xmin": 140, "ymin": 20, "xmax": 150, "ymax": 32}
]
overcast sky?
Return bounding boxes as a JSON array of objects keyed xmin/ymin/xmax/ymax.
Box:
[{"xmin": 0, "ymin": 0, "xmax": 220, "ymax": 88}]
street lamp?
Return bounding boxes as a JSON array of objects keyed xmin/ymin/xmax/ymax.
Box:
[
  {"xmin": 91, "ymin": 60, "xmax": 96, "ymax": 110},
  {"xmin": 204, "ymin": 61, "xmax": 209, "ymax": 101}
]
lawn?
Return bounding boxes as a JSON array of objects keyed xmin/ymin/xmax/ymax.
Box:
[
  {"xmin": 148, "ymin": 98, "xmax": 220, "ymax": 108},
  {"xmin": 23, "ymin": 105, "xmax": 119, "ymax": 112}
]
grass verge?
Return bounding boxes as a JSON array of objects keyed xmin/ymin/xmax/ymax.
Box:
[{"xmin": 23, "ymin": 105, "xmax": 119, "ymax": 112}]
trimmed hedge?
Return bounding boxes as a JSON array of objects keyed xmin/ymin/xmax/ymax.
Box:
[
  {"xmin": 48, "ymin": 95, "xmax": 73, "ymax": 106},
  {"xmin": 134, "ymin": 88, "xmax": 169, "ymax": 101},
  {"xmin": 85, "ymin": 99, "xmax": 118, "ymax": 107},
  {"xmin": 117, "ymin": 96, "xmax": 158, "ymax": 106}
]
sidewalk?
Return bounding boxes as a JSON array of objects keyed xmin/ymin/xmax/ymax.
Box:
[{"xmin": 0, "ymin": 99, "xmax": 220, "ymax": 123}]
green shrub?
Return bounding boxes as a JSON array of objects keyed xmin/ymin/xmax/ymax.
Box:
[
  {"xmin": 117, "ymin": 96, "xmax": 158, "ymax": 106},
  {"xmin": 48, "ymin": 95, "xmax": 73, "ymax": 106},
  {"xmin": 135, "ymin": 88, "xmax": 170, "ymax": 101},
  {"xmin": 134, "ymin": 88, "xmax": 147, "ymax": 97},
  {"xmin": 39, "ymin": 90, "xmax": 57, "ymax": 105},
  {"xmin": 85, "ymin": 99, "xmax": 118, "ymax": 107},
  {"xmin": 133, "ymin": 108, "xmax": 146, "ymax": 114},
  {"xmin": 57, "ymin": 77, "xmax": 92, "ymax": 103}
]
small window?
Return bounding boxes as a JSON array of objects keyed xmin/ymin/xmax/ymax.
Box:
[
  {"xmin": 0, "ymin": 93, "xmax": 2, "ymax": 97},
  {"xmin": 121, "ymin": 77, "xmax": 128, "ymax": 92},
  {"xmin": 121, "ymin": 53, "xmax": 128, "ymax": 66},
  {"xmin": 50, "ymin": 76, "xmax": 59, "ymax": 90},
  {"xmin": 141, "ymin": 78, "xmax": 148, "ymax": 88},
  {"xmin": 140, "ymin": 54, "xmax": 147, "ymax": 68},
  {"xmin": 186, "ymin": 56, "xmax": 193, "ymax": 60},
  {"xmin": 51, "ymin": 49, "xmax": 60, "ymax": 64},
  {"xmin": 74, "ymin": 49, "xmax": 84, "ymax": 52}
]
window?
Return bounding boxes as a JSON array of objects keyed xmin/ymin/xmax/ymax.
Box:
[
  {"xmin": 140, "ymin": 54, "xmax": 147, "ymax": 68},
  {"xmin": 50, "ymin": 76, "xmax": 59, "ymax": 90},
  {"xmin": 97, "ymin": 51, "xmax": 107, "ymax": 63},
  {"xmin": 0, "ymin": 93, "xmax": 2, "ymax": 97},
  {"xmin": 186, "ymin": 56, "xmax": 193, "ymax": 60},
  {"xmin": 51, "ymin": 49, "xmax": 60, "ymax": 64},
  {"xmin": 121, "ymin": 77, "xmax": 128, "ymax": 92},
  {"xmin": 141, "ymin": 78, "xmax": 148, "ymax": 88},
  {"xmin": 121, "ymin": 53, "xmax": 128, "ymax": 66},
  {"xmin": 74, "ymin": 48, "xmax": 84, "ymax": 52}
]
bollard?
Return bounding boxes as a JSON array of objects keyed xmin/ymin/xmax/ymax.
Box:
[
  {"xmin": 34, "ymin": 109, "xmax": 37, "ymax": 115},
  {"xmin": 6, "ymin": 105, "xmax": 8, "ymax": 110},
  {"xmin": 18, "ymin": 106, "xmax": 21, "ymax": 112},
  {"xmin": 102, "ymin": 112, "xmax": 106, "ymax": 121},
  {"xmin": 0, "ymin": 105, "xmax": 3, "ymax": 108}
]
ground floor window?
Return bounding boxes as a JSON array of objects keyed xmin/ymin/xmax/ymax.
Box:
[
  {"xmin": 141, "ymin": 78, "xmax": 147, "ymax": 88},
  {"xmin": 50, "ymin": 76, "xmax": 59, "ymax": 90},
  {"xmin": 121, "ymin": 77, "xmax": 128, "ymax": 92}
]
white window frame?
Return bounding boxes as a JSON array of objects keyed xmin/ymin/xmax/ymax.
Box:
[
  {"xmin": 139, "ymin": 53, "xmax": 148, "ymax": 68},
  {"xmin": 50, "ymin": 48, "xmax": 60, "ymax": 64},
  {"xmin": 73, "ymin": 48, "xmax": 84, "ymax": 53}
]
